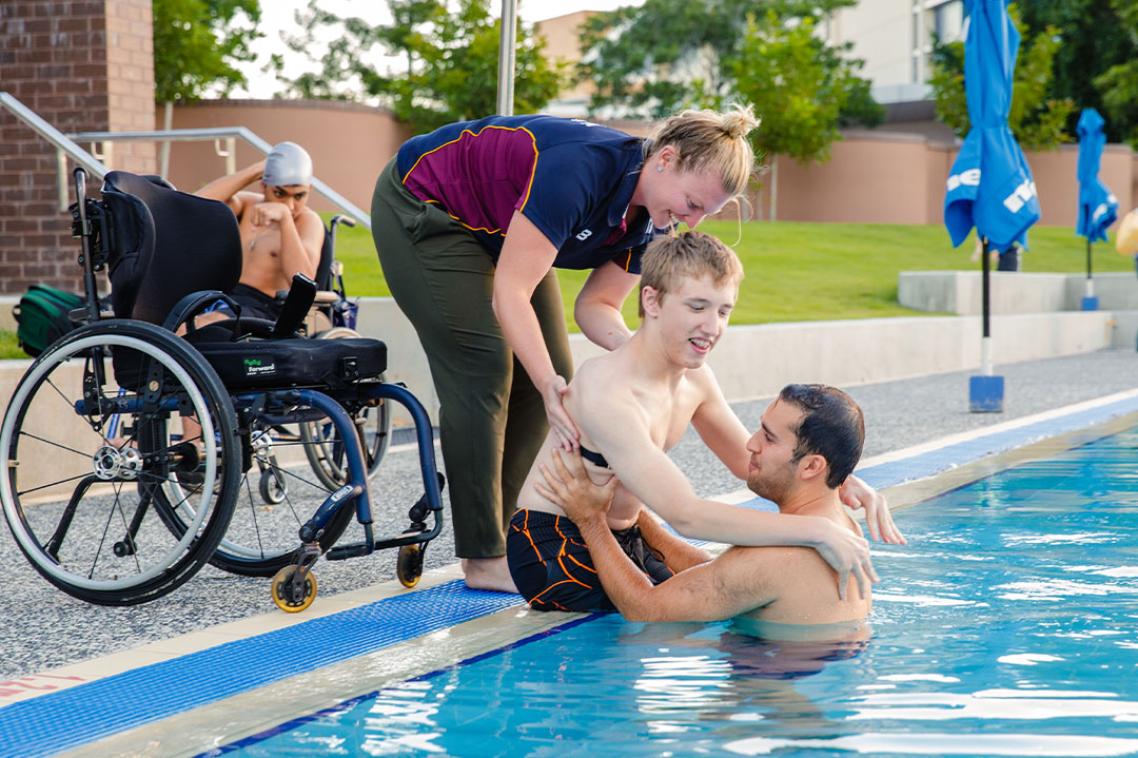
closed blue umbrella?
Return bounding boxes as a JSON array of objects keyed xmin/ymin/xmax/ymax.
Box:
[
  {"xmin": 1075, "ymin": 107, "xmax": 1118, "ymax": 309},
  {"xmin": 943, "ymin": 0, "xmax": 1040, "ymax": 412}
]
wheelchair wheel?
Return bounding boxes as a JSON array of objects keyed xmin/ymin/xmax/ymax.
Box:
[
  {"xmin": 271, "ymin": 565, "xmax": 318, "ymax": 613},
  {"xmin": 300, "ymin": 327, "xmax": 392, "ymax": 489},
  {"xmin": 396, "ymin": 543, "xmax": 425, "ymax": 589},
  {"xmin": 0, "ymin": 321, "xmax": 241, "ymax": 605},
  {"xmin": 258, "ymin": 468, "xmax": 287, "ymax": 505},
  {"xmin": 153, "ymin": 407, "xmax": 358, "ymax": 578}
]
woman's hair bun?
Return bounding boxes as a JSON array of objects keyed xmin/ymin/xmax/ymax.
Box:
[{"xmin": 721, "ymin": 104, "xmax": 759, "ymax": 140}]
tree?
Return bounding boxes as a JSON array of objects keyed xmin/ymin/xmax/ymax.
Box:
[
  {"xmin": 929, "ymin": 3, "xmax": 1078, "ymax": 150},
  {"xmin": 1092, "ymin": 0, "xmax": 1138, "ymax": 148},
  {"xmin": 152, "ymin": 0, "xmax": 262, "ymax": 103},
  {"xmin": 1019, "ymin": 0, "xmax": 1138, "ymax": 145},
  {"xmin": 152, "ymin": 0, "xmax": 262, "ymax": 175},
  {"xmin": 732, "ymin": 12, "xmax": 880, "ymax": 220},
  {"xmin": 276, "ymin": 0, "xmax": 563, "ymax": 133},
  {"xmin": 577, "ymin": 0, "xmax": 880, "ymax": 126}
]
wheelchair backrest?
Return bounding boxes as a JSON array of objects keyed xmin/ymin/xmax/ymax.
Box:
[
  {"xmin": 314, "ymin": 226, "xmax": 334, "ymax": 292},
  {"xmin": 100, "ymin": 171, "xmax": 242, "ymax": 325}
]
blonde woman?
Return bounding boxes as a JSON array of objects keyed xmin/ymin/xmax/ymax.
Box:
[{"xmin": 372, "ymin": 108, "xmax": 803, "ymax": 592}]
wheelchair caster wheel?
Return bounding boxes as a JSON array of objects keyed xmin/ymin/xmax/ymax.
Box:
[
  {"xmin": 397, "ymin": 544, "xmax": 425, "ymax": 589},
  {"xmin": 271, "ymin": 566, "xmax": 317, "ymax": 613},
  {"xmin": 259, "ymin": 469, "xmax": 287, "ymax": 505}
]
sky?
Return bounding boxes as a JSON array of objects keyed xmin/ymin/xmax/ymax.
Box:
[{"xmin": 237, "ymin": 0, "xmax": 641, "ymax": 98}]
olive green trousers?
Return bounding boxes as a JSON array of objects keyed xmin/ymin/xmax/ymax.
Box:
[{"xmin": 371, "ymin": 160, "xmax": 573, "ymax": 558}]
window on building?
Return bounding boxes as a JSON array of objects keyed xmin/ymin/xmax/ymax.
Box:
[{"xmin": 929, "ymin": 0, "xmax": 964, "ymax": 44}]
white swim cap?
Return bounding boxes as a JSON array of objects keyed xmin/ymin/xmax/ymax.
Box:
[{"xmin": 263, "ymin": 141, "xmax": 313, "ymax": 186}]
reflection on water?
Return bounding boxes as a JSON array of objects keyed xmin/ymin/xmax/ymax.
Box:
[{"xmin": 223, "ymin": 429, "xmax": 1138, "ymax": 757}]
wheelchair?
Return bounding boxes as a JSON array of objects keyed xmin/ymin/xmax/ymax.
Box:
[{"xmin": 0, "ymin": 168, "xmax": 444, "ymax": 612}]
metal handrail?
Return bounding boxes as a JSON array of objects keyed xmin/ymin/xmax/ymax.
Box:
[
  {"xmin": 68, "ymin": 126, "xmax": 372, "ymax": 230},
  {"xmin": 0, "ymin": 91, "xmax": 109, "ymax": 210},
  {"xmin": 0, "ymin": 92, "xmax": 371, "ymax": 230}
]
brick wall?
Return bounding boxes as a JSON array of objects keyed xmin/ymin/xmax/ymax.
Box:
[{"xmin": 0, "ymin": 0, "xmax": 155, "ymax": 295}]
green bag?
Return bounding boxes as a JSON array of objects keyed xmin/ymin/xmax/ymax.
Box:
[{"xmin": 13, "ymin": 284, "xmax": 85, "ymax": 357}]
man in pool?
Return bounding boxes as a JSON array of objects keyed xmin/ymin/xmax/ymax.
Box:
[
  {"xmin": 195, "ymin": 141, "xmax": 324, "ymax": 321},
  {"xmin": 506, "ymin": 232, "xmax": 901, "ymax": 613},
  {"xmin": 538, "ymin": 383, "xmax": 874, "ymax": 624}
]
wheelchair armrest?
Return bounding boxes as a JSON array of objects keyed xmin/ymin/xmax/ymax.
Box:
[
  {"xmin": 271, "ymin": 273, "xmax": 318, "ymax": 338},
  {"xmin": 275, "ymin": 289, "xmax": 339, "ymax": 305},
  {"xmin": 162, "ymin": 291, "xmax": 238, "ymax": 333}
]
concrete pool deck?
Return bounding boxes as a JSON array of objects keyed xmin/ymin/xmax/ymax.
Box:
[{"xmin": 1, "ymin": 348, "xmax": 1137, "ymax": 755}]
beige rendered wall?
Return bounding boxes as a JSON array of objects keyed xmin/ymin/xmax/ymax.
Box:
[
  {"xmin": 761, "ymin": 133, "xmax": 1135, "ymax": 227},
  {"xmin": 1025, "ymin": 144, "xmax": 1134, "ymax": 227},
  {"xmin": 535, "ymin": 11, "xmax": 594, "ymax": 103},
  {"xmin": 925, "ymin": 142, "xmax": 955, "ymax": 223},
  {"xmin": 159, "ymin": 99, "xmax": 1137, "ymax": 228},
  {"xmin": 164, "ymin": 100, "xmax": 412, "ymax": 213},
  {"xmin": 766, "ymin": 132, "xmax": 937, "ymax": 224}
]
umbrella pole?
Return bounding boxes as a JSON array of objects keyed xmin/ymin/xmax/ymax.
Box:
[
  {"xmin": 981, "ymin": 237, "xmax": 992, "ymax": 376},
  {"xmin": 496, "ymin": 0, "xmax": 517, "ymax": 116},
  {"xmin": 1085, "ymin": 239, "xmax": 1095, "ymax": 300}
]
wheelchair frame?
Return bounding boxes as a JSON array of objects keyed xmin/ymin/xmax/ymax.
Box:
[{"xmin": 0, "ymin": 168, "xmax": 445, "ymax": 612}]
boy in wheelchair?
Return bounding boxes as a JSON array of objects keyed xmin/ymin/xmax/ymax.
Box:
[
  {"xmin": 195, "ymin": 141, "xmax": 324, "ymax": 323},
  {"xmin": 0, "ymin": 167, "xmax": 441, "ymax": 611}
]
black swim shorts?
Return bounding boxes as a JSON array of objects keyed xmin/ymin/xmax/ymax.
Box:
[
  {"xmin": 507, "ymin": 509, "xmax": 673, "ymax": 613},
  {"xmin": 225, "ymin": 283, "xmax": 282, "ymax": 322}
]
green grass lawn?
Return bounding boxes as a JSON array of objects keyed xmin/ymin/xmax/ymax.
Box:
[
  {"xmin": 2, "ymin": 221, "xmax": 1127, "ymax": 360},
  {"xmin": 0, "ymin": 218, "xmax": 1119, "ymax": 359},
  {"xmin": 330, "ymin": 217, "xmax": 1135, "ymax": 330},
  {"xmin": 1, "ymin": 330, "xmax": 23, "ymax": 359}
]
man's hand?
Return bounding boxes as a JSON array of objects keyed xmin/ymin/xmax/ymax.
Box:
[
  {"xmin": 534, "ymin": 448, "xmax": 617, "ymax": 526},
  {"xmin": 839, "ymin": 474, "xmax": 906, "ymax": 545},
  {"xmin": 251, "ymin": 202, "xmax": 291, "ymax": 228}
]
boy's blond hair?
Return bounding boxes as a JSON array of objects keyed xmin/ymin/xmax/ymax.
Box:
[
  {"xmin": 645, "ymin": 104, "xmax": 759, "ymax": 197},
  {"xmin": 639, "ymin": 231, "xmax": 744, "ymax": 316}
]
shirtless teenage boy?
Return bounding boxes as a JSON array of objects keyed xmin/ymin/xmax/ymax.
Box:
[
  {"xmin": 505, "ymin": 232, "xmax": 900, "ymax": 613},
  {"xmin": 539, "ymin": 384, "xmax": 874, "ymax": 625},
  {"xmin": 195, "ymin": 141, "xmax": 324, "ymax": 320}
]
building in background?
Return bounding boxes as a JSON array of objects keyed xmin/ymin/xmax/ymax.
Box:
[
  {"xmin": 534, "ymin": 11, "xmax": 594, "ymax": 117},
  {"xmin": 821, "ymin": 0, "xmax": 962, "ymax": 141}
]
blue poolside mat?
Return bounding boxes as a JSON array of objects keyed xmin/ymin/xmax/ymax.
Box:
[{"xmin": 0, "ymin": 581, "xmax": 523, "ymax": 758}]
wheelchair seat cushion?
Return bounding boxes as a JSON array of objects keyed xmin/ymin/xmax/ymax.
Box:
[{"xmin": 190, "ymin": 336, "xmax": 387, "ymax": 390}]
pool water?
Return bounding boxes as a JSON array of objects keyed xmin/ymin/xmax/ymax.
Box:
[{"xmin": 215, "ymin": 428, "xmax": 1138, "ymax": 757}]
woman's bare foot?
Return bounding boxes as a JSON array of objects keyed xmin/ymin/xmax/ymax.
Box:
[{"xmin": 461, "ymin": 557, "xmax": 518, "ymax": 593}]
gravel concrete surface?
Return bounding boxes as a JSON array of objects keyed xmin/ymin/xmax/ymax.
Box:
[{"xmin": 2, "ymin": 348, "xmax": 1135, "ymax": 678}]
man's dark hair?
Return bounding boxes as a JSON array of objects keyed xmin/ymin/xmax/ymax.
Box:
[{"xmin": 778, "ymin": 384, "xmax": 865, "ymax": 489}]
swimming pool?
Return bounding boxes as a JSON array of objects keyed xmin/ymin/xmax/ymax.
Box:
[{"xmin": 212, "ymin": 425, "xmax": 1138, "ymax": 757}]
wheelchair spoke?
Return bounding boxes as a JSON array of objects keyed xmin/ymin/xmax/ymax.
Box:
[
  {"xmin": 44, "ymin": 376, "xmax": 114, "ymax": 440},
  {"xmin": 17, "ymin": 430, "xmax": 97, "ymax": 461},
  {"xmin": 17, "ymin": 471, "xmax": 101, "ymax": 499},
  {"xmin": 89, "ymin": 482, "xmax": 122, "ymax": 579},
  {"xmin": 263, "ymin": 461, "xmax": 306, "ymax": 525},
  {"xmin": 260, "ymin": 457, "xmax": 330, "ymax": 495},
  {"xmin": 136, "ymin": 470, "xmax": 193, "ymax": 509},
  {"xmin": 241, "ymin": 475, "xmax": 266, "ymax": 559},
  {"xmin": 113, "ymin": 482, "xmax": 144, "ymax": 575}
]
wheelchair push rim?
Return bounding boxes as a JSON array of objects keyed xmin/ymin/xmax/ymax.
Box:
[{"xmin": 0, "ymin": 322, "xmax": 241, "ymax": 604}]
